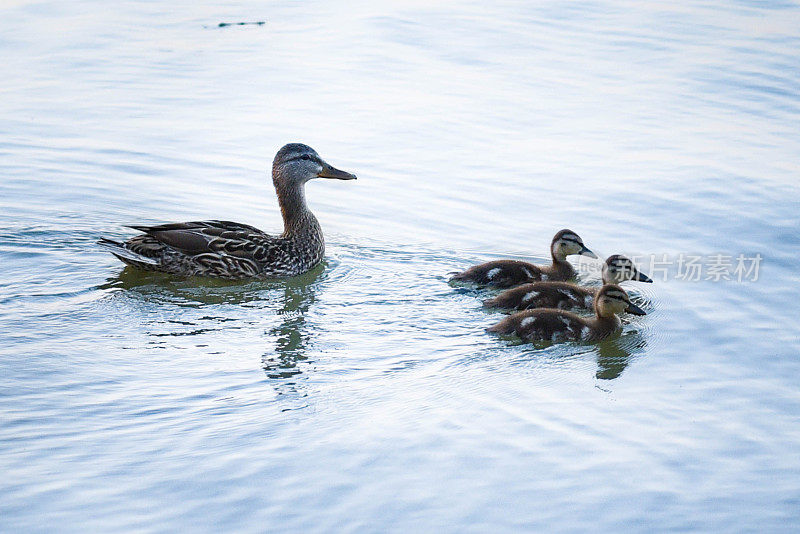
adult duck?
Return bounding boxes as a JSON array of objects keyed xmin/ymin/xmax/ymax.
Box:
[{"xmin": 99, "ymin": 143, "xmax": 356, "ymax": 279}]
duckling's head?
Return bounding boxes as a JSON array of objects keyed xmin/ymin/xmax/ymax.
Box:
[
  {"xmin": 272, "ymin": 143, "xmax": 356, "ymax": 189},
  {"xmin": 594, "ymin": 284, "xmax": 646, "ymax": 318},
  {"xmin": 602, "ymin": 255, "xmax": 653, "ymax": 284},
  {"xmin": 551, "ymin": 229, "xmax": 597, "ymax": 261}
]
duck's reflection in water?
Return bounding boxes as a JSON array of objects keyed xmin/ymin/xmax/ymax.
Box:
[
  {"xmin": 101, "ymin": 262, "xmax": 326, "ymax": 412},
  {"xmin": 594, "ymin": 330, "xmax": 647, "ymax": 380},
  {"xmin": 100, "ymin": 266, "xmax": 281, "ymax": 306},
  {"xmin": 100, "ymin": 264, "xmax": 324, "ymax": 385},
  {"xmin": 261, "ymin": 273, "xmax": 318, "ymax": 380},
  {"xmin": 258, "ymin": 267, "xmax": 324, "ymax": 411}
]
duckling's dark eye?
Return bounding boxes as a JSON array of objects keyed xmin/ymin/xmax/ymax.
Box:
[{"xmin": 300, "ymin": 155, "xmax": 311, "ymax": 161}]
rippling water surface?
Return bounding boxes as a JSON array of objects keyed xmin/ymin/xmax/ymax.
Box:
[{"xmin": 2, "ymin": 1, "xmax": 800, "ymax": 531}]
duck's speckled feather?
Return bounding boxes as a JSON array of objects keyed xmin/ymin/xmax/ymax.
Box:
[{"xmin": 104, "ymin": 220, "xmax": 323, "ymax": 279}]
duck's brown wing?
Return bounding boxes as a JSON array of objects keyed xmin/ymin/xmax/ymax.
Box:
[
  {"xmin": 451, "ymin": 260, "xmax": 541, "ymax": 288},
  {"xmin": 127, "ymin": 220, "xmax": 267, "ymax": 253},
  {"xmin": 126, "ymin": 220, "xmax": 292, "ymax": 277},
  {"xmin": 487, "ymin": 309, "xmax": 586, "ymax": 342}
]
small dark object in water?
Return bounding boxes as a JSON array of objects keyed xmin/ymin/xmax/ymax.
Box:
[{"xmin": 218, "ymin": 21, "xmax": 266, "ymax": 27}]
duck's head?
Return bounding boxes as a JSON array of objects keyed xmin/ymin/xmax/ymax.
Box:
[
  {"xmin": 272, "ymin": 143, "xmax": 357, "ymax": 188},
  {"xmin": 594, "ymin": 284, "xmax": 646, "ymax": 318},
  {"xmin": 602, "ymin": 255, "xmax": 653, "ymax": 284},
  {"xmin": 551, "ymin": 229, "xmax": 597, "ymax": 261}
]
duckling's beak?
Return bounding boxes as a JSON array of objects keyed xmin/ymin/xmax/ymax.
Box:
[
  {"xmin": 626, "ymin": 302, "xmax": 647, "ymax": 316},
  {"xmin": 579, "ymin": 246, "xmax": 598, "ymax": 259},
  {"xmin": 635, "ymin": 271, "xmax": 653, "ymax": 283},
  {"xmin": 317, "ymin": 162, "xmax": 357, "ymax": 180}
]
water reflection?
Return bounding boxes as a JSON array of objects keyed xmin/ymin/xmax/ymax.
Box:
[
  {"xmin": 594, "ymin": 330, "xmax": 647, "ymax": 380},
  {"xmin": 495, "ymin": 324, "xmax": 648, "ymax": 381},
  {"xmin": 100, "ymin": 266, "xmax": 279, "ymax": 306},
  {"xmin": 261, "ymin": 273, "xmax": 319, "ymax": 380},
  {"xmin": 99, "ymin": 263, "xmax": 324, "ymax": 380}
]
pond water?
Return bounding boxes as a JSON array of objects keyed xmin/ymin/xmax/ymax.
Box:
[{"xmin": 2, "ymin": 0, "xmax": 800, "ymax": 531}]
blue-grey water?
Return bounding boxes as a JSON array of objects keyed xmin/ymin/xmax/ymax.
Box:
[{"xmin": 2, "ymin": 1, "xmax": 800, "ymax": 531}]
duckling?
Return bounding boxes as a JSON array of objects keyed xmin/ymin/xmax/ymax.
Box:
[
  {"xmin": 98, "ymin": 143, "xmax": 356, "ymax": 279},
  {"xmin": 483, "ymin": 255, "xmax": 652, "ymax": 311},
  {"xmin": 450, "ymin": 229, "xmax": 597, "ymax": 288},
  {"xmin": 486, "ymin": 284, "xmax": 646, "ymax": 343}
]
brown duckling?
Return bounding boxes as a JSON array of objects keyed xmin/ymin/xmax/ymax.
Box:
[
  {"xmin": 450, "ymin": 229, "xmax": 597, "ymax": 288},
  {"xmin": 486, "ymin": 284, "xmax": 646, "ymax": 343},
  {"xmin": 483, "ymin": 255, "xmax": 652, "ymax": 311}
]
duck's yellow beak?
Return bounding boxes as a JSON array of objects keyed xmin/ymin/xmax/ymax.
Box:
[{"xmin": 317, "ymin": 162, "xmax": 357, "ymax": 180}]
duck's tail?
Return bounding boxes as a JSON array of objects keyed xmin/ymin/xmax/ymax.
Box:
[
  {"xmin": 98, "ymin": 237, "xmax": 159, "ymax": 266},
  {"xmin": 482, "ymin": 297, "xmax": 499, "ymax": 308},
  {"xmin": 448, "ymin": 270, "xmax": 467, "ymax": 281},
  {"xmin": 485, "ymin": 317, "xmax": 514, "ymax": 335}
]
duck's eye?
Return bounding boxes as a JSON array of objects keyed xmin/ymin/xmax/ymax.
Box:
[{"xmin": 300, "ymin": 155, "xmax": 311, "ymax": 161}]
